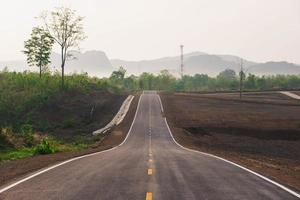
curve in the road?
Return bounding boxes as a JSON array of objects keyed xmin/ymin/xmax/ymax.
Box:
[
  {"xmin": 159, "ymin": 95, "xmax": 300, "ymax": 199},
  {"xmin": 0, "ymin": 91, "xmax": 299, "ymax": 200}
]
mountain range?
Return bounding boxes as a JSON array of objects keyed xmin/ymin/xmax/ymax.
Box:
[{"xmin": 1, "ymin": 50, "xmax": 300, "ymax": 77}]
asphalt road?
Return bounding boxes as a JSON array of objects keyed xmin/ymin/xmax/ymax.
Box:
[{"xmin": 0, "ymin": 91, "xmax": 299, "ymax": 200}]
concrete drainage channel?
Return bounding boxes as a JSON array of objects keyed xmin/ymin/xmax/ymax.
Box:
[{"xmin": 92, "ymin": 95, "xmax": 135, "ymax": 135}]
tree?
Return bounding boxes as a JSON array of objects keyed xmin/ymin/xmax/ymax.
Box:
[
  {"xmin": 238, "ymin": 59, "xmax": 247, "ymax": 98},
  {"xmin": 110, "ymin": 66, "xmax": 126, "ymax": 81},
  {"xmin": 217, "ymin": 68, "xmax": 236, "ymax": 80},
  {"xmin": 109, "ymin": 67, "xmax": 127, "ymax": 90},
  {"xmin": 216, "ymin": 69, "xmax": 238, "ymax": 90},
  {"xmin": 40, "ymin": 7, "xmax": 86, "ymax": 88},
  {"xmin": 239, "ymin": 69, "xmax": 246, "ymax": 98},
  {"xmin": 23, "ymin": 27, "xmax": 54, "ymax": 78}
]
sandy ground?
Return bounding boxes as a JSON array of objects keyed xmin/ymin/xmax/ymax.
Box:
[{"xmin": 160, "ymin": 91, "xmax": 300, "ymax": 192}]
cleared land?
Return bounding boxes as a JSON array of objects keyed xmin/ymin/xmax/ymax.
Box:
[{"xmin": 160, "ymin": 91, "xmax": 300, "ymax": 191}]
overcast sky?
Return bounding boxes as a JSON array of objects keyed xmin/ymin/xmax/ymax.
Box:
[{"xmin": 0, "ymin": 0, "xmax": 299, "ymax": 63}]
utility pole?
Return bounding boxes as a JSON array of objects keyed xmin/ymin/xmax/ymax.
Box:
[
  {"xmin": 239, "ymin": 58, "xmax": 244, "ymax": 99},
  {"xmin": 180, "ymin": 45, "xmax": 184, "ymax": 78}
]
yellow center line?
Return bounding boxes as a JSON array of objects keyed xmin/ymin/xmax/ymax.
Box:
[
  {"xmin": 146, "ymin": 192, "xmax": 152, "ymax": 200},
  {"xmin": 148, "ymin": 169, "xmax": 153, "ymax": 175}
]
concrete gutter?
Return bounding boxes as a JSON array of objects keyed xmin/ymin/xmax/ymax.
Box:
[
  {"xmin": 92, "ymin": 95, "xmax": 134, "ymax": 135},
  {"xmin": 279, "ymin": 91, "xmax": 300, "ymax": 100}
]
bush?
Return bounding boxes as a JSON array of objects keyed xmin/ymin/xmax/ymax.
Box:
[
  {"xmin": 62, "ymin": 118, "xmax": 77, "ymax": 129},
  {"xmin": 20, "ymin": 124, "xmax": 35, "ymax": 147},
  {"xmin": 34, "ymin": 138, "xmax": 56, "ymax": 155}
]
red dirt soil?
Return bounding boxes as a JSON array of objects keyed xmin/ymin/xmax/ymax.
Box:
[{"xmin": 160, "ymin": 92, "xmax": 300, "ymax": 192}]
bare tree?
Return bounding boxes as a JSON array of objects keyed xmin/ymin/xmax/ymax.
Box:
[{"xmin": 40, "ymin": 7, "xmax": 86, "ymax": 88}]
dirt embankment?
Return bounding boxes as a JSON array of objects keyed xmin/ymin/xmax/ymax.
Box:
[
  {"xmin": 160, "ymin": 92, "xmax": 300, "ymax": 192},
  {"xmin": 0, "ymin": 93, "xmax": 140, "ymax": 187},
  {"xmin": 25, "ymin": 90, "xmax": 128, "ymax": 141}
]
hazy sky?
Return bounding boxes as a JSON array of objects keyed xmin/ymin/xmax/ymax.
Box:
[{"xmin": 0, "ymin": 0, "xmax": 299, "ymax": 63}]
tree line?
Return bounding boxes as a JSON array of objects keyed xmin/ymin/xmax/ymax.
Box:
[{"xmin": 109, "ymin": 67, "xmax": 300, "ymax": 92}]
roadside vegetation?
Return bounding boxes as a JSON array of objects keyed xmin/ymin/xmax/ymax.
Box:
[
  {"xmin": 0, "ymin": 70, "xmax": 126, "ymax": 162},
  {"xmin": 1, "ymin": 67, "xmax": 300, "ymax": 162}
]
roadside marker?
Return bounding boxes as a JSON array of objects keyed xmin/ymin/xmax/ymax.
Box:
[
  {"xmin": 148, "ymin": 169, "xmax": 153, "ymax": 175},
  {"xmin": 146, "ymin": 192, "xmax": 152, "ymax": 200}
]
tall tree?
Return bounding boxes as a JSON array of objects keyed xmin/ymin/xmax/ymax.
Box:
[
  {"xmin": 40, "ymin": 7, "xmax": 86, "ymax": 88},
  {"xmin": 23, "ymin": 27, "xmax": 54, "ymax": 78}
]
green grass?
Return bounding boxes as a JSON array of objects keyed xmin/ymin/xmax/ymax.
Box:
[
  {"xmin": 0, "ymin": 71, "xmax": 119, "ymax": 130},
  {"xmin": 0, "ymin": 71, "xmax": 115, "ymax": 163},
  {"xmin": 0, "ymin": 148, "xmax": 35, "ymax": 162},
  {"xmin": 0, "ymin": 138, "xmax": 89, "ymax": 163}
]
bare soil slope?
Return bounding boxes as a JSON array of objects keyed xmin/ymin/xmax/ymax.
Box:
[{"xmin": 25, "ymin": 90, "xmax": 127, "ymax": 141}]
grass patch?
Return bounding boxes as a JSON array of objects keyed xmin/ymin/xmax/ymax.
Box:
[
  {"xmin": 0, "ymin": 136, "xmax": 89, "ymax": 163},
  {"xmin": 0, "ymin": 148, "xmax": 35, "ymax": 162}
]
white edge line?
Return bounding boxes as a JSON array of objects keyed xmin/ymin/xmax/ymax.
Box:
[
  {"xmin": 157, "ymin": 92, "xmax": 164, "ymax": 113},
  {"xmin": 0, "ymin": 94, "xmax": 143, "ymax": 194},
  {"xmin": 157, "ymin": 94, "xmax": 300, "ymax": 199},
  {"xmin": 118, "ymin": 93, "xmax": 142, "ymax": 147}
]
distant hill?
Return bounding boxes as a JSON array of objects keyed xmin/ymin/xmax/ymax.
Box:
[
  {"xmin": 112, "ymin": 53, "xmax": 300, "ymax": 76},
  {"xmin": 111, "ymin": 53, "xmax": 257, "ymax": 76},
  {"xmin": 1, "ymin": 50, "xmax": 300, "ymax": 77},
  {"xmin": 50, "ymin": 50, "xmax": 113, "ymax": 77},
  {"xmin": 247, "ymin": 61, "xmax": 300, "ymax": 75},
  {"xmin": 0, "ymin": 50, "xmax": 113, "ymax": 77}
]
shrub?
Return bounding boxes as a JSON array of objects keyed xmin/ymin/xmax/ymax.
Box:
[
  {"xmin": 34, "ymin": 138, "xmax": 56, "ymax": 155},
  {"xmin": 62, "ymin": 118, "xmax": 77, "ymax": 129},
  {"xmin": 20, "ymin": 124, "xmax": 35, "ymax": 147}
]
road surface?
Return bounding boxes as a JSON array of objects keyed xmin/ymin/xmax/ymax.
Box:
[{"xmin": 0, "ymin": 91, "xmax": 299, "ymax": 200}]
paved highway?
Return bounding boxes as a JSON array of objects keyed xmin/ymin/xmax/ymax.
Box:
[{"xmin": 0, "ymin": 91, "xmax": 299, "ymax": 199}]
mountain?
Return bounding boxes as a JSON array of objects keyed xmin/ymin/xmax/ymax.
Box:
[
  {"xmin": 0, "ymin": 50, "xmax": 113, "ymax": 77},
  {"xmin": 112, "ymin": 53, "xmax": 300, "ymax": 76},
  {"xmin": 247, "ymin": 61, "xmax": 300, "ymax": 75},
  {"xmin": 111, "ymin": 51, "xmax": 211, "ymax": 75},
  {"xmin": 50, "ymin": 50, "xmax": 113, "ymax": 77},
  {"xmin": 111, "ymin": 52, "xmax": 258, "ymax": 76},
  {"xmin": 1, "ymin": 50, "xmax": 300, "ymax": 77}
]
